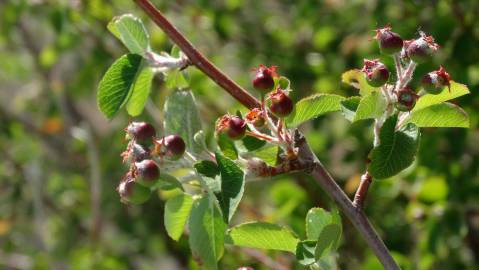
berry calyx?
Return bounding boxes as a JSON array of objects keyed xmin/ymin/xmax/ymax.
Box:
[
  {"xmin": 421, "ymin": 66, "xmax": 451, "ymax": 95},
  {"xmin": 245, "ymin": 108, "xmax": 266, "ymax": 127},
  {"xmin": 117, "ymin": 175, "xmax": 151, "ymax": 204},
  {"xmin": 153, "ymin": 135, "xmax": 186, "ymax": 160},
  {"xmin": 374, "ymin": 26, "xmax": 404, "ymax": 54},
  {"xmin": 405, "ymin": 32, "xmax": 439, "ymax": 63},
  {"xmin": 395, "ymin": 87, "xmax": 419, "ymax": 111},
  {"xmin": 216, "ymin": 115, "xmax": 247, "ymax": 140},
  {"xmin": 134, "ymin": 159, "xmax": 160, "ymax": 187},
  {"xmin": 252, "ymin": 64, "xmax": 278, "ymax": 93},
  {"xmin": 269, "ymin": 87, "xmax": 293, "ymax": 118},
  {"xmin": 121, "ymin": 142, "xmax": 150, "ymax": 163},
  {"xmin": 361, "ymin": 59, "xmax": 390, "ymax": 87},
  {"xmin": 126, "ymin": 122, "xmax": 156, "ymax": 143}
]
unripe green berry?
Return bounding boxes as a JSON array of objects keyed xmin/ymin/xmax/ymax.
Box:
[
  {"xmin": 117, "ymin": 176, "xmax": 151, "ymax": 204},
  {"xmin": 421, "ymin": 66, "xmax": 451, "ymax": 95}
]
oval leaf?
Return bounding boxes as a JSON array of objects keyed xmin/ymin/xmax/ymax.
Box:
[
  {"xmin": 97, "ymin": 54, "xmax": 143, "ymax": 119},
  {"xmin": 164, "ymin": 193, "xmax": 194, "ymax": 241},
  {"xmin": 353, "ymin": 91, "xmax": 387, "ymax": 122},
  {"xmin": 314, "ymin": 224, "xmax": 341, "ymax": 260},
  {"xmin": 126, "ymin": 64, "xmax": 154, "ymax": 116},
  {"xmin": 306, "ymin": 208, "xmax": 333, "ymax": 240},
  {"xmin": 188, "ymin": 197, "xmax": 226, "ymax": 270},
  {"xmin": 164, "ymin": 90, "xmax": 203, "ymax": 155},
  {"xmin": 413, "ymin": 81, "xmax": 469, "ymax": 112},
  {"xmin": 407, "ymin": 102, "xmax": 469, "ymax": 128},
  {"xmin": 286, "ymin": 94, "xmax": 345, "ymax": 127},
  {"xmin": 225, "ymin": 222, "xmax": 299, "ymax": 253},
  {"xmin": 369, "ymin": 115, "xmax": 420, "ymax": 179},
  {"xmin": 216, "ymin": 152, "xmax": 245, "ymax": 222},
  {"xmin": 296, "ymin": 240, "xmax": 317, "ymax": 266},
  {"xmin": 108, "ymin": 14, "xmax": 150, "ymax": 54}
]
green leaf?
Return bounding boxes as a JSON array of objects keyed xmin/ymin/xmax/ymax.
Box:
[
  {"xmin": 306, "ymin": 208, "xmax": 333, "ymax": 240},
  {"xmin": 413, "ymin": 81, "xmax": 470, "ymax": 112},
  {"xmin": 107, "ymin": 14, "xmax": 150, "ymax": 54},
  {"xmin": 97, "ymin": 54, "xmax": 143, "ymax": 119},
  {"xmin": 165, "ymin": 69, "xmax": 190, "ymax": 90},
  {"xmin": 251, "ymin": 146, "xmax": 279, "ymax": 166},
  {"xmin": 339, "ymin": 96, "xmax": 361, "ymax": 122},
  {"xmin": 194, "ymin": 160, "xmax": 220, "ymax": 178},
  {"xmin": 164, "ymin": 193, "xmax": 194, "ymax": 241},
  {"xmin": 153, "ymin": 173, "xmax": 183, "ymax": 191},
  {"xmin": 286, "ymin": 94, "xmax": 345, "ymax": 127},
  {"xmin": 342, "ymin": 69, "xmax": 377, "ymax": 96},
  {"xmin": 314, "ymin": 224, "xmax": 341, "ymax": 260},
  {"xmin": 296, "ymin": 240, "xmax": 317, "ymax": 266},
  {"xmin": 216, "ymin": 152, "xmax": 245, "ymax": 222},
  {"xmin": 238, "ymin": 135, "xmax": 266, "ymax": 152},
  {"xmin": 369, "ymin": 115, "xmax": 420, "ymax": 179},
  {"xmin": 188, "ymin": 197, "xmax": 226, "ymax": 270},
  {"xmin": 125, "ymin": 64, "xmax": 154, "ymax": 116},
  {"xmin": 353, "ymin": 91, "xmax": 387, "ymax": 122},
  {"xmin": 217, "ymin": 133, "xmax": 238, "ymax": 160},
  {"xmin": 225, "ymin": 222, "xmax": 299, "ymax": 253},
  {"xmin": 406, "ymin": 102, "xmax": 469, "ymax": 128},
  {"xmin": 164, "ymin": 90, "xmax": 203, "ymax": 155}
]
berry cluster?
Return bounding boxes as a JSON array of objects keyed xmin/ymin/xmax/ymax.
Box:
[
  {"xmin": 118, "ymin": 121, "xmax": 186, "ymax": 204},
  {"xmin": 361, "ymin": 26, "xmax": 451, "ymax": 112},
  {"xmin": 216, "ymin": 65, "xmax": 295, "ymax": 156}
]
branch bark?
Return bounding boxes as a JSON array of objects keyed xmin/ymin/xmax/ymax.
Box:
[
  {"xmin": 134, "ymin": 0, "xmax": 260, "ymax": 110},
  {"xmin": 133, "ymin": 1, "xmax": 400, "ymax": 269}
]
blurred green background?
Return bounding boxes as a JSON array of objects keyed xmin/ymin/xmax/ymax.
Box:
[{"xmin": 1, "ymin": 0, "xmax": 478, "ymax": 269}]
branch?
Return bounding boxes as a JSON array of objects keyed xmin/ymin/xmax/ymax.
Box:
[
  {"xmin": 133, "ymin": 1, "xmax": 400, "ymax": 269},
  {"xmin": 134, "ymin": 0, "xmax": 261, "ymax": 110}
]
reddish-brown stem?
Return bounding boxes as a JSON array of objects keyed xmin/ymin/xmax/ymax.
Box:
[
  {"xmin": 133, "ymin": 1, "xmax": 400, "ymax": 269},
  {"xmin": 353, "ymin": 171, "xmax": 373, "ymax": 208},
  {"xmin": 245, "ymin": 130, "xmax": 278, "ymax": 143},
  {"xmin": 134, "ymin": 0, "xmax": 260, "ymax": 110}
]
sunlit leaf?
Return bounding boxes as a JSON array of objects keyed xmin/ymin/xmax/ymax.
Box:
[
  {"xmin": 414, "ymin": 81, "xmax": 470, "ymax": 112},
  {"xmin": 164, "ymin": 193, "xmax": 194, "ymax": 241},
  {"xmin": 108, "ymin": 14, "xmax": 150, "ymax": 54},
  {"xmin": 353, "ymin": 91, "xmax": 387, "ymax": 122},
  {"xmin": 341, "ymin": 69, "xmax": 378, "ymax": 96},
  {"xmin": 225, "ymin": 222, "xmax": 299, "ymax": 253},
  {"xmin": 97, "ymin": 54, "xmax": 143, "ymax": 119},
  {"xmin": 406, "ymin": 102, "xmax": 469, "ymax": 128},
  {"xmin": 286, "ymin": 94, "xmax": 345, "ymax": 127},
  {"xmin": 188, "ymin": 197, "xmax": 226, "ymax": 270}
]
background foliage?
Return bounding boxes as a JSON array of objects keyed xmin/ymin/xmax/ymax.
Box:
[{"xmin": 0, "ymin": 0, "xmax": 478, "ymax": 269}]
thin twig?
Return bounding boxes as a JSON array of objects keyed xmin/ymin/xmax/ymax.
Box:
[{"xmin": 133, "ymin": 1, "xmax": 400, "ymax": 269}]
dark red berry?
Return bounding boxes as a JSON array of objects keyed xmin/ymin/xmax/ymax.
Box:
[
  {"xmin": 126, "ymin": 122, "xmax": 156, "ymax": 142},
  {"xmin": 245, "ymin": 108, "xmax": 266, "ymax": 127},
  {"xmin": 153, "ymin": 135, "xmax": 186, "ymax": 160},
  {"xmin": 135, "ymin": 159, "xmax": 160, "ymax": 187},
  {"xmin": 421, "ymin": 66, "xmax": 451, "ymax": 95},
  {"xmin": 117, "ymin": 175, "xmax": 151, "ymax": 204},
  {"xmin": 269, "ymin": 87, "xmax": 293, "ymax": 118},
  {"xmin": 361, "ymin": 59, "xmax": 389, "ymax": 87},
  {"xmin": 217, "ymin": 115, "xmax": 247, "ymax": 140},
  {"xmin": 374, "ymin": 26, "xmax": 403, "ymax": 54},
  {"xmin": 252, "ymin": 64, "xmax": 277, "ymax": 93},
  {"xmin": 405, "ymin": 32, "xmax": 439, "ymax": 63},
  {"xmin": 395, "ymin": 87, "xmax": 419, "ymax": 111}
]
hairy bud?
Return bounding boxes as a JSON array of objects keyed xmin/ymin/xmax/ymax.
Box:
[
  {"xmin": 269, "ymin": 87, "xmax": 293, "ymax": 118},
  {"xmin": 421, "ymin": 66, "xmax": 451, "ymax": 95},
  {"xmin": 374, "ymin": 26, "xmax": 404, "ymax": 55},
  {"xmin": 395, "ymin": 87, "xmax": 419, "ymax": 111},
  {"xmin": 361, "ymin": 59, "xmax": 390, "ymax": 87},
  {"xmin": 216, "ymin": 115, "xmax": 247, "ymax": 140}
]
